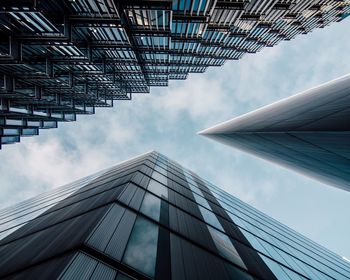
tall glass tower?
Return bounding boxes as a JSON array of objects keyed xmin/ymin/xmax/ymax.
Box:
[
  {"xmin": 199, "ymin": 74, "xmax": 350, "ymax": 192},
  {"xmin": 0, "ymin": 151, "xmax": 349, "ymax": 279},
  {"xmin": 1, "ymin": 0, "xmax": 349, "ymax": 147}
]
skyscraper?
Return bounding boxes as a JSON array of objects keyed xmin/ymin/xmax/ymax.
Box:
[
  {"xmin": 0, "ymin": 151, "xmax": 349, "ymax": 279},
  {"xmin": 1, "ymin": 1, "xmax": 350, "ymax": 148},
  {"xmin": 199, "ymin": 74, "xmax": 350, "ymax": 192}
]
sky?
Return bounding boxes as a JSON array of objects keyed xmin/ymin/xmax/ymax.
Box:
[{"xmin": 0, "ymin": 17, "xmax": 350, "ymax": 259}]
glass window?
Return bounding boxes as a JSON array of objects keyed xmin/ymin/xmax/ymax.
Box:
[
  {"xmin": 154, "ymin": 165, "xmax": 167, "ymax": 176},
  {"xmin": 240, "ymin": 229, "xmax": 270, "ymax": 256},
  {"xmin": 147, "ymin": 179, "xmax": 168, "ymax": 199},
  {"xmin": 193, "ymin": 192, "xmax": 211, "ymax": 209},
  {"xmin": 198, "ymin": 205, "xmax": 224, "ymax": 231},
  {"xmin": 208, "ymin": 226, "xmax": 246, "ymax": 269},
  {"xmin": 140, "ymin": 192, "xmax": 161, "ymax": 222},
  {"xmin": 259, "ymin": 254, "xmax": 291, "ymax": 279},
  {"xmin": 123, "ymin": 217, "xmax": 159, "ymax": 277},
  {"xmin": 184, "ymin": 171, "xmax": 246, "ymax": 270},
  {"xmin": 283, "ymin": 267, "xmax": 307, "ymax": 280},
  {"xmin": 155, "ymin": 160, "xmax": 167, "ymax": 170},
  {"xmin": 60, "ymin": 253, "xmax": 92, "ymax": 279},
  {"xmin": 60, "ymin": 253, "xmax": 117, "ymax": 280},
  {"xmin": 90, "ymin": 263, "xmax": 117, "ymax": 280},
  {"xmin": 151, "ymin": 170, "xmax": 167, "ymax": 185},
  {"xmin": 226, "ymin": 264, "xmax": 254, "ymax": 280},
  {"xmin": 116, "ymin": 273, "xmax": 134, "ymax": 280}
]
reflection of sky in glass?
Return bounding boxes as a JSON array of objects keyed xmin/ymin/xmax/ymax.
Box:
[
  {"xmin": 208, "ymin": 226, "xmax": 246, "ymax": 268},
  {"xmin": 123, "ymin": 217, "xmax": 159, "ymax": 277},
  {"xmin": 154, "ymin": 164, "xmax": 167, "ymax": 177},
  {"xmin": 0, "ymin": 224, "xmax": 23, "ymax": 241},
  {"xmin": 147, "ymin": 179, "xmax": 168, "ymax": 199},
  {"xmin": 161, "ymin": 153, "xmax": 350, "ymax": 279},
  {"xmin": 198, "ymin": 205, "xmax": 224, "ymax": 231},
  {"xmin": 184, "ymin": 171, "xmax": 246, "ymax": 269},
  {"xmin": 151, "ymin": 166, "xmax": 168, "ymax": 185},
  {"xmin": 212, "ymin": 192, "xmax": 349, "ymax": 279},
  {"xmin": 193, "ymin": 191, "xmax": 211, "ymax": 209},
  {"xmin": 140, "ymin": 193, "xmax": 161, "ymax": 221},
  {"xmin": 0, "ymin": 166, "xmax": 114, "ymax": 241},
  {"xmin": 185, "ymin": 172, "xmax": 224, "ymax": 231},
  {"xmin": 259, "ymin": 253, "xmax": 306, "ymax": 280}
]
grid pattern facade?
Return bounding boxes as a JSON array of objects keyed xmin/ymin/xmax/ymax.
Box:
[
  {"xmin": 0, "ymin": 151, "xmax": 349, "ymax": 279},
  {"xmin": 1, "ymin": 1, "xmax": 350, "ymax": 148}
]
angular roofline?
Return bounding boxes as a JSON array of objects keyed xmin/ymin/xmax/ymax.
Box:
[{"xmin": 198, "ymin": 73, "xmax": 350, "ymax": 135}]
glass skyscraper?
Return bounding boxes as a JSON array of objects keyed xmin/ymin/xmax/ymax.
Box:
[
  {"xmin": 1, "ymin": 0, "xmax": 350, "ymax": 148},
  {"xmin": 0, "ymin": 151, "xmax": 349, "ymax": 279},
  {"xmin": 199, "ymin": 74, "xmax": 350, "ymax": 192}
]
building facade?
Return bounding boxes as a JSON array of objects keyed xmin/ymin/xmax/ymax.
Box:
[
  {"xmin": 1, "ymin": 0, "xmax": 350, "ymax": 148},
  {"xmin": 199, "ymin": 74, "xmax": 350, "ymax": 192},
  {"xmin": 0, "ymin": 151, "xmax": 349, "ymax": 279}
]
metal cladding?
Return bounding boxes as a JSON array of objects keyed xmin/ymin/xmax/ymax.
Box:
[
  {"xmin": 199, "ymin": 74, "xmax": 350, "ymax": 192},
  {"xmin": 1, "ymin": 151, "xmax": 350, "ymax": 279},
  {"xmin": 0, "ymin": 1, "xmax": 350, "ymax": 148}
]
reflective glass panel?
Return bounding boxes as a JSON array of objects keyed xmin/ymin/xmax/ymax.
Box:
[
  {"xmin": 123, "ymin": 217, "xmax": 159, "ymax": 277},
  {"xmin": 147, "ymin": 179, "xmax": 168, "ymax": 199},
  {"xmin": 208, "ymin": 226, "xmax": 246, "ymax": 269},
  {"xmin": 140, "ymin": 193, "xmax": 161, "ymax": 222}
]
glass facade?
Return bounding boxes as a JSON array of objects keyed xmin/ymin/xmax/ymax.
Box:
[
  {"xmin": 1, "ymin": 0, "xmax": 349, "ymax": 148},
  {"xmin": 200, "ymin": 74, "xmax": 350, "ymax": 192},
  {"xmin": 0, "ymin": 151, "xmax": 349, "ymax": 279}
]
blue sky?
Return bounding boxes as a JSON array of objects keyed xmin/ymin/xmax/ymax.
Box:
[{"xmin": 0, "ymin": 18, "xmax": 350, "ymax": 259}]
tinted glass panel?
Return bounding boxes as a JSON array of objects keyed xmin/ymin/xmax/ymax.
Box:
[
  {"xmin": 208, "ymin": 226, "xmax": 246, "ymax": 269},
  {"xmin": 147, "ymin": 179, "xmax": 168, "ymax": 199},
  {"xmin": 123, "ymin": 217, "xmax": 159, "ymax": 277},
  {"xmin": 140, "ymin": 193, "xmax": 161, "ymax": 221}
]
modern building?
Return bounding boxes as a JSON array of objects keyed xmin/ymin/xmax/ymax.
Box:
[
  {"xmin": 0, "ymin": 151, "xmax": 349, "ymax": 279},
  {"xmin": 199, "ymin": 74, "xmax": 350, "ymax": 192},
  {"xmin": 1, "ymin": 1, "xmax": 350, "ymax": 148}
]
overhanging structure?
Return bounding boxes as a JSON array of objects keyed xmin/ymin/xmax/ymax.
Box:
[{"xmin": 1, "ymin": 0, "xmax": 349, "ymax": 148}]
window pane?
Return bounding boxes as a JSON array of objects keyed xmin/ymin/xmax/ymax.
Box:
[
  {"xmin": 123, "ymin": 217, "xmax": 159, "ymax": 277},
  {"xmin": 60, "ymin": 252, "xmax": 117, "ymax": 280},
  {"xmin": 140, "ymin": 193, "xmax": 161, "ymax": 221},
  {"xmin": 208, "ymin": 226, "xmax": 246, "ymax": 269},
  {"xmin": 193, "ymin": 192, "xmax": 211, "ymax": 209},
  {"xmin": 154, "ymin": 165, "xmax": 167, "ymax": 176},
  {"xmin": 259, "ymin": 254, "xmax": 291, "ymax": 279},
  {"xmin": 226, "ymin": 264, "xmax": 254, "ymax": 280},
  {"xmin": 198, "ymin": 205, "xmax": 224, "ymax": 231},
  {"xmin": 151, "ymin": 170, "xmax": 168, "ymax": 185},
  {"xmin": 147, "ymin": 179, "xmax": 168, "ymax": 199},
  {"xmin": 116, "ymin": 273, "xmax": 134, "ymax": 280}
]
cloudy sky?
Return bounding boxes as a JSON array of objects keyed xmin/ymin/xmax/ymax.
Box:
[{"xmin": 1, "ymin": 17, "xmax": 350, "ymax": 259}]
